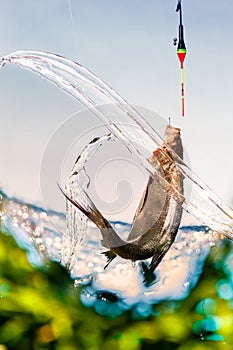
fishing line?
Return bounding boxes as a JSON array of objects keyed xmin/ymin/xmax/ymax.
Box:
[{"xmin": 66, "ymin": 0, "xmax": 79, "ymax": 58}]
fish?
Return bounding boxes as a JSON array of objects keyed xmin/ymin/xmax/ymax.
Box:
[{"xmin": 59, "ymin": 125, "xmax": 184, "ymax": 271}]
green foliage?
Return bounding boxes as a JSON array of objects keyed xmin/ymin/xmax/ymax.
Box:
[{"xmin": 0, "ymin": 231, "xmax": 233, "ymax": 350}]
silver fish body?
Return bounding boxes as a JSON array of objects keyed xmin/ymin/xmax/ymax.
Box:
[{"xmin": 60, "ymin": 125, "xmax": 184, "ymax": 271}]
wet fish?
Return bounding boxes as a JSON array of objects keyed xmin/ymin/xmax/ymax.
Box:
[{"xmin": 59, "ymin": 125, "xmax": 184, "ymax": 271}]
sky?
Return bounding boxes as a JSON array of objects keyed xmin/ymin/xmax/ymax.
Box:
[{"xmin": 0, "ymin": 0, "xmax": 233, "ymax": 221}]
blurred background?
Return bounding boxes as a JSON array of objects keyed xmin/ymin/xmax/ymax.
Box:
[{"xmin": 1, "ymin": 226, "xmax": 233, "ymax": 349}]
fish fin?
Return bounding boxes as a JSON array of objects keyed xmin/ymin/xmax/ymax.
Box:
[
  {"xmin": 149, "ymin": 250, "xmax": 166, "ymax": 271},
  {"xmin": 139, "ymin": 261, "xmax": 156, "ymax": 286},
  {"xmin": 134, "ymin": 177, "xmax": 151, "ymax": 216},
  {"xmin": 101, "ymin": 250, "xmax": 117, "ymax": 269},
  {"xmin": 58, "ymin": 183, "xmax": 128, "ymax": 251}
]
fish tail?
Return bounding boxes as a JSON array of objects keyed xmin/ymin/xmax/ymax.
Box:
[
  {"xmin": 101, "ymin": 250, "xmax": 117, "ymax": 269},
  {"xmin": 58, "ymin": 182, "xmax": 110, "ymax": 230},
  {"xmin": 58, "ymin": 183, "xmax": 126, "ymax": 251}
]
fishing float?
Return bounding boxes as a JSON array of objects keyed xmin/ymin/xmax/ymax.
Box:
[{"xmin": 174, "ymin": 0, "xmax": 187, "ymax": 117}]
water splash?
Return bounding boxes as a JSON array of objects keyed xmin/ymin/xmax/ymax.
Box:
[
  {"xmin": 0, "ymin": 190, "xmax": 220, "ymax": 312},
  {"xmin": 0, "ymin": 190, "xmax": 65, "ymax": 266},
  {"xmin": 63, "ymin": 133, "xmax": 117, "ymax": 270},
  {"xmin": 1, "ymin": 51, "xmax": 233, "ymax": 239},
  {"xmin": 1, "ymin": 50, "xmax": 233, "ymax": 312}
]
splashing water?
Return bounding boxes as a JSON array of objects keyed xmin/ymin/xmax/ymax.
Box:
[
  {"xmin": 0, "ymin": 189, "xmax": 220, "ymax": 312},
  {"xmin": 1, "ymin": 50, "xmax": 233, "ymax": 238},
  {"xmin": 1, "ymin": 50, "xmax": 233, "ymax": 312},
  {"xmin": 63, "ymin": 133, "xmax": 117, "ymax": 270},
  {"xmin": 0, "ymin": 190, "xmax": 65, "ymax": 266}
]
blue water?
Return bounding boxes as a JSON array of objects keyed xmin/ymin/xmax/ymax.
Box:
[{"xmin": 0, "ymin": 188, "xmax": 223, "ymax": 317}]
